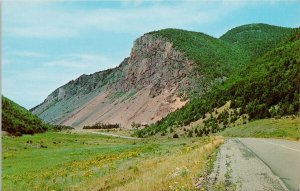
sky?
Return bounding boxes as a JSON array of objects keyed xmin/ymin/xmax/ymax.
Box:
[{"xmin": 2, "ymin": 0, "xmax": 300, "ymax": 109}]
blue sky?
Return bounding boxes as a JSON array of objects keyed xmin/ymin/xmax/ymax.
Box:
[{"xmin": 2, "ymin": 0, "xmax": 300, "ymax": 109}]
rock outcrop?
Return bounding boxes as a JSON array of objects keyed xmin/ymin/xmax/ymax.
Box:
[{"xmin": 31, "ymin": 33, "xmax": 196, "ymax": 128}]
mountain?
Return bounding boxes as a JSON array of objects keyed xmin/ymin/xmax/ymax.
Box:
[
  {"xmin": 2, "ymin": 96, "xmax": 47, "ymax": 136},
  {"xmin": 136, "ymin": 28, "xmax": 299, "ymax": 137},
  {"xmin": 30, "ymin": 29, "xmax": 243, "ymax": 128},
  {"xmin": 220, "ymin": 23, "xmax": 293, "ymax": 58},
  {"xmin": 31, "ymin": 23, "xmax": 295, "ymax": 129}
]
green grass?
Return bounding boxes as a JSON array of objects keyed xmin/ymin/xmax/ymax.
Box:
[
  {"xmin": 219, "ymin": 117, "xmax": 300, "ymax": 140},
  {"xmin": 2, "ymin": 131, "xmax": 222, "ymax": 191}
]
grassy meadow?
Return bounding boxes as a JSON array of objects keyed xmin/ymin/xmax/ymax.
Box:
[
  {"xmin": 219, "ymin": 116, "xmax": 300, "ymax": 140},
  {"xmin": 2, "ymin": 131, "xmax": 223, "ymax": 191}
]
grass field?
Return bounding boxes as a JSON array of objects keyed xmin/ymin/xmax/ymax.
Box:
[
  {"xmin": 219, "ymin": 116, "xmax": 300, "ymax": 140},
  {"xmin": 2, "ymin": 131, "xmax": 223, "ymax": 191}
]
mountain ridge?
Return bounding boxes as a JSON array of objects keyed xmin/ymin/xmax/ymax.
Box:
[{"xmin": 31, "ymin": 23, "xmax": 295, "ymax": 129}]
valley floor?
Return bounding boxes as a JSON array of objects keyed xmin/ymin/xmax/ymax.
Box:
[{"xmin": 2, "ymin": 131, "xmax": 223, "ymax": 191}]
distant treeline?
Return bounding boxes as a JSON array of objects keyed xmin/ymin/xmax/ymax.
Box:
[
  {"xmin": 83, "ymin": 122, "xmax": 121, "ymax": 129},
  {"xmin": 51, "ymin": 125, "xmax": 74, "ymax": 132}
]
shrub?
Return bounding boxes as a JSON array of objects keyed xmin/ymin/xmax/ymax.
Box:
[{"xmin": 83, "ymin": 123, "xmax": 121, "ymax": 129}]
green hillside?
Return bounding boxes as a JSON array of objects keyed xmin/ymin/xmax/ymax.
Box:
[
  {"xmin": 2, "ymin": 96, "xmax": 47, "ymax": 136},
  {"xmin": 220, "ymin": 23, "xmax": 294, "ymax": 58},
  {"xmin": 136, "ymin": 28, "xmax": 299, "ymax": 137},
  {"xmin": 148, "ymin": 29, "xmax": 250, "ymax": 82},
  {"xmin": 2, "ymin": 96, "xmax": 73, "ymax": 136}
]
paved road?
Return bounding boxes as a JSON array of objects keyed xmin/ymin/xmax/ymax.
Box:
[
  {"xmin": 73, "ymin": 129, "xmax": 142, "ymax": 140},
  {"xmin": 238, "ymin": 138, "xmax": 300, "ymax": 191},
  {"xmin": 210, "ymin": 138, "xmax": 300, "ymax": 191}
]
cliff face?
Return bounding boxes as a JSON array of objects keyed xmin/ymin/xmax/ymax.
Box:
[
  {"xmin": 31, "ymin": 34, "xmax": 195, "ymax": 128},
  {"xmin": 116, "ymin": 34, "xmax": 194, "ymax": 96}
]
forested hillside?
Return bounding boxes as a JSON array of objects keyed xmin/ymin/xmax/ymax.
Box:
[
  {"xmin": 2, "ymin": 96, "xmax": 72, "ymax": 136},
  {"xmin": 220, "ymin": 23, "xmax": 293, "ymax": 58},
  {"xmin": 2, "ymin": 96, "xmax": 47, "ymax": 136},
  {"xmin": 135, "ymin": 28, "xmax": 299, "ymax": 137}
]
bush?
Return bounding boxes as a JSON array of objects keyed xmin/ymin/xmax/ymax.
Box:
[
  {"xmin": 50, "ymin": 125, "xmax": 73, "ymax": 131},
  {"xmin": 173, "ymin": 133, "xmax": 179, "ymax": 138}
]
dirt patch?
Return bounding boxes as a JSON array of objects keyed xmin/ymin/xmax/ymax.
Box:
[{"xmin": 60, "ymin": 86, "xmax": 187, "ymax": 129}]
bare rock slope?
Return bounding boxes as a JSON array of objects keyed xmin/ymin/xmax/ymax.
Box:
[{"xmin": 31, "ymin": 34, "xmax": 195, "ymax": 128}]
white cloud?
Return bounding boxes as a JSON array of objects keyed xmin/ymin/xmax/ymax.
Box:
[
  {"xmin": 3, "ymin": 1, "xmax": 245, "ymax": 38},
  {"xmin": 7, "ymin": 51, "xmax": 45, "ymax": 58},
  {"xmin": 5, "ymin": 26, "xmax": 78, "ymax": 38}
]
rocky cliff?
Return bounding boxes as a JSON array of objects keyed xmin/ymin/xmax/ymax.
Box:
[{"xmin": 31, "ymin": 33, "xmax": 197, "ymax": 128}]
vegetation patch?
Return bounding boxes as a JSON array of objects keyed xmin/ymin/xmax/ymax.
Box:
[
  {"xmin": 2, "ymin": 96, "xmax": 48, "ymax": 136},
  {"xmin": 219, "ymin": 116, "xmax": 300, "ymax": 140},
  {"xmin": 220, "ymin": 23, "xmax": 293, "ymax": 58},
  {"xmin": 83, "ymin": 122, "xmax": 121, "ymax": 129},
  {"xmin": 2, "ymin": 132, "xmax": 223, "ymax": 191}
]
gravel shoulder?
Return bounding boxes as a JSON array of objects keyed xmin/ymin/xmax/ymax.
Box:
[{"xmin": 209, "ymin": 138, "xmax": 289, "ymax": 191}]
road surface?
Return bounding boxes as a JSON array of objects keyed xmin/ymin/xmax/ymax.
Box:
[
  {"xmin": 239, "ymin": 138, "xmax": 300, "ymax": 191},
  {"xmin": 209, "ymin": 138, "xmax": 300, "ymax": 191},
  {"xmin": 72, "ymin": 129, "xmax": 142, "ymax": 140}
]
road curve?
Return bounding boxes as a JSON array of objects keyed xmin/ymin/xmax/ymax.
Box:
[{"xmin": 238, "ymin": 138, "xmax": 300, "ymax": 191}]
